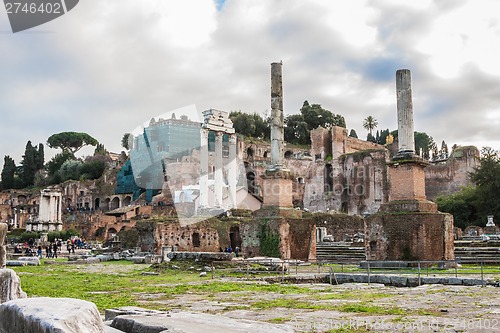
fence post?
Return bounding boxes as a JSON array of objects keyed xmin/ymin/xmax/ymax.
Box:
[
  {"xmin": 281, "ymin": 260, "xmax": 285, "ymax": 283},
  {"xmin": 211, "ymin": 263, "xmax": 214, "ymax": 280},
  {"xmin": 367, "ymin": 261, "xmax": 370, "ymax": 285},
  {"xmin": 329, "ymin": 266, "xmax": 333, "ymax": 285},
  {"xmin": 318, "ymin": 260, "xmax": 321, "ymax": 274},
  {"xmin": 480, "ymin": 261, "xmax": 484, "ymax": 285},
  {"xmin": 418, "ymin": 261, "xmax": 421, "ymax": 286},
  {"xmin": 455, "ymin": 263, "xmax": 458, "ymax": 278},
  {"xmin": 295, "ymin": 260, "xmax": 298, "ymax": 275},
  {"xmin": 246, "ymin": 262, "xmax": 249, "ymax": 280}
]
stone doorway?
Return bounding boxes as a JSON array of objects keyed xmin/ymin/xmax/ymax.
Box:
[{"xmin": 229, "ymin": 226, "xmax": 241, "ymax": 250}]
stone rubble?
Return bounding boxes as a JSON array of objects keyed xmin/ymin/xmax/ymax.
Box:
[
  {"xmin": 0, "ymin": 297, "xmax": 106, "ymax": 333},
  {"xmin": 0, "ymin": 269, "xmax": 27, "ymax": 304}
]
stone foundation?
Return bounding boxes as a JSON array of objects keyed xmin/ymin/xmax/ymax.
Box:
[
  {"xmin": 364, "ymin": 212, "xmax": 455, "ymax": 261},
  {"xmin": 261, "ymin": 170, "xmax": 293, "ymax": 208},
  {"xmin": 379, "ymin": 199, "xmax": 437, "ymax": 213}
]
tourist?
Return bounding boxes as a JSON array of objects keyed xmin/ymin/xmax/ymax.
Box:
[
  {"xmin": 37, "ymin": 245, "xmax": 42, "ymax": 258},
  {"xmin": 66, "ymin": 240, "xmax": 71, "ymax": 254},
  {"xmin": 52, "ymin": 242, "xmax": 58, "ymax": 258}
]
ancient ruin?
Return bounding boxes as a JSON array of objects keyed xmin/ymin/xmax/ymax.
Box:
[
  {"xmin": 0, "ymin": 223, "xmax": 6, "ymax": 268},
  {"xmin": 260, "ymin": 62, "xmax": 295, "ymax": 213},
  {"xmin": 364, "ymin": 69, "xmax": 455, "ymax": 261},
  {"xmin": 25, "ymin": 189, "xmax": 62, "ymax": 232}
]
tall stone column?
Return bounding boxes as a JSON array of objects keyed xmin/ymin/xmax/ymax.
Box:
[
  {"xmin": 364, "ymin": 68, "xmax": 454, "ymax": 263},
  {"xmin": 270, "ymin": 62, "xmax": 284, "ymax": 170},
  {"xmin": 199, "ymin": 129, "xmax": 209, "ymax": 208},
  {"xmin": 396, "ymin": 69, "xmax": 415, "ymax": 155},
  {"xmin": 228, "ymin": 134, "xmax": 238, "ymax": 208},
  {"xmin": 0, "ymin": 223, "xmax": 7, "ymax": 268},
  {"xmin": 214, "ymin": 132, "xmax": 224, "ymax": 207}
]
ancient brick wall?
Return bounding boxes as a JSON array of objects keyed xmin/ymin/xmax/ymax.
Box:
[
  {"xmin": 425, "ymin": 146, "xmax": 480, "ymax": 201},
  {"xmin": 388, "ymin": 163, "xmax": 427, "ymax": 201},
  {"xmin": 310, "ymin": 213, "xmax": 364, "ymax": 242},
  {"xmin": 365, "ymin": 212, "xmax": 455, "ymax": 261}
]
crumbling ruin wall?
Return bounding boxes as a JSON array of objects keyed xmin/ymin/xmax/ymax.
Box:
[
  {"xmin": 425, "ymin": 146, "xmax": 480, "ymax": 201},
  {"xmin": 310, "ymin": 213, "xmax": 364, "ymax": 242},
  {"xmin": 304, "ymin": 150, "xmax": 389, "ymax": 215},
  {"xmin": 365, "ymin": 212, "xmax": 455, "ymax": 261},
  {"xmin": 154, "ymin": 221, "xmax": 221, "ymax": 253}
]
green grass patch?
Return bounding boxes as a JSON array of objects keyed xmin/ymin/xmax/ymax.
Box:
[{"xmin": 266, "ymin": 317, "xmax": 292, "ymax": 324}]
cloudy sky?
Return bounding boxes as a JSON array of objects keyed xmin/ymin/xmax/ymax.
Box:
[{"xmin": 1, "ymin": 0, "xmax": 500, "ymax": 168}]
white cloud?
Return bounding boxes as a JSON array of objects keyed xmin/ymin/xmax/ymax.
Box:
[{"xmin": 1, "ymin": 0, "xmax": 500, "ymax": 169}]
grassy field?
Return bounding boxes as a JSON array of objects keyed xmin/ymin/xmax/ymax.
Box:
[
  {"xmin": 12, "ymin": 260, "xmax": 403, "ymax": 314},
  {"xmin": 10, "ymin": 260, "xmax": 500, "ymax": 333}
]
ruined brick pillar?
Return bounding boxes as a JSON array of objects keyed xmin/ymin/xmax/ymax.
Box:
[
  {"xmin": 364, "ymin": 69, "xmax": 454, "ymax": 262},
  {"xmin": 258, "ymin": 62, "xmax": 299, "ymax": 217}
]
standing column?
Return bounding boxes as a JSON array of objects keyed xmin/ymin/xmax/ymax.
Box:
[
  {"xmin": 228, "ymin": 134, "xmax": 238, "ymax": 208},
  {"xmin": 270, "ymin": 62, "xmax": 284, "ymax": 169},
  {"xmin": 214, "ymin": 132, "xmax": 224, "ymax": 207},
  {"xmin": 199, "ymin": 129, "xmax": 209, "ymax": 208},
  {"xmin": 396, "ymin": 69, "xmax": 415, "ymax": 155},
  {"xmin": 57, "ymin": 193, "xmax": 62, "ymax": 231}
]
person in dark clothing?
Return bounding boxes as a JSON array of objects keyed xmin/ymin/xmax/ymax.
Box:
[{"xmin": 52, "ymin": 242, "xmax": 58, "ymax": 258}]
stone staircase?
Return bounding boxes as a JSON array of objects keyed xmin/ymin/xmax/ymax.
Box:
[
  {"xmin": 316, "ymin": 242, "xmax": 366, "ymax": 262},
  {"xmin": 316, "ymin": 240, "xmax": 500, "ymax": 262},
  {"xmin": 454, "ymin": 240, "xmax": 500, "ymax": 261}
]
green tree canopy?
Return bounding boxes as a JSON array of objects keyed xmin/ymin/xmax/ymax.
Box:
[
  {"xmin": 20, "ymin": 141, "xmax": 40, "ymax": 187},
  {"xmin": 470, "ymin": 147, "xmax": 500, "ymax": 221},
  {"xmin": 363, "ymin": 116, "xmax": 378, "ymax": 136},
  {"xmin": 47, "ymin": 132, "xmax": 99, "ymax": 156},
  {"xmin": 1, "ymin": 156, "xmax": 17, "ymax": 190},
  {"xmin": 300, "ymin": 101, "xmax": 346, "ymax": 130},
  {"xmin": 284, "ymin": 101, "xmax": 346, "ymax": 145},
  {"xmin": 390, "ymin": 130, "xmax": 436, "ymax": 160},
  {"xmin": 436, "ymin": 186, "xmax": 478, "ymax": 229},
  {"xmin": 284, "ymin": 114, "xmax": 309, "ymax": 145},
  {"xmin": 229, "ymin": 111, "xmax": 270, "ymax": 139},
  {"xmin": 349, "ymin": 129, "xmax": 358, "ymax": 138},
  {"xmin": 121, "ymin": 133, "xmax": 131, "ymax": 150},
  {"xmin": 437, "ymin": 147, "xmax": 500, "ymax": 228}
]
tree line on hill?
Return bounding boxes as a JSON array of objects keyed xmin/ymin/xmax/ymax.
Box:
[{"xmin": 0, "ymin": 132, "xmax": 108, "ymax": 190}]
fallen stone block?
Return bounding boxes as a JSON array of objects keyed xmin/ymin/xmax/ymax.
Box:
[
  {"xmin": 111, "ymin": 311, "xmax": 294, "ymax": 333},
  {"xmin": 0, "ymin": 297, "xmax": 106, "ymax": 333},
  {"xmin": 5, "ymin": 261, "xmax": 27, "ymax": 267},
  {"xmin": 447, "ymin": 278, "xmax": 463, "ymax": 285},
  {"xmin": 86, "ymin": 258, "xmax": 101, "ymax": 264},
  {"xmin": 332, "ymin": 273, "xmax": 353, "ymax": 284},
  {"xmin": 105, "ymin": 306, "xmax": 167, "ymax": 321},
  {"xmin": 131, "ymin": 257, "xmax": 146, "ymax": 264},
  {"xmin": 370, "ymin": 274, "xmax": 391, "ymax": 285},
  {"xmin": 104, "ymin": 326, "xmax": 125, "ymax": 333},
  {"xmin": 462, "ymin": 278, "xmax": 485, "ymax": 286},
  {"xmin": 352, "ymin": 274, "xmax": 368, "ymax": 283},
  {"xmin": 17, "ymin": 257, "xmax": 41, "ymax": 266},
  {"xmin": 420, "ymin": 277, "xmax": 442, "ymax": 285},
  {"xmin": 390, "ymin": 276, "xmax": 408, "ymax": 287},
  {"xmin": 0, "ymin": 269, "xmax": 27, "ymax": 304},
  {"xmin": 96, "ymin": 255, "xmax": 112, "ymax": 262}
]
